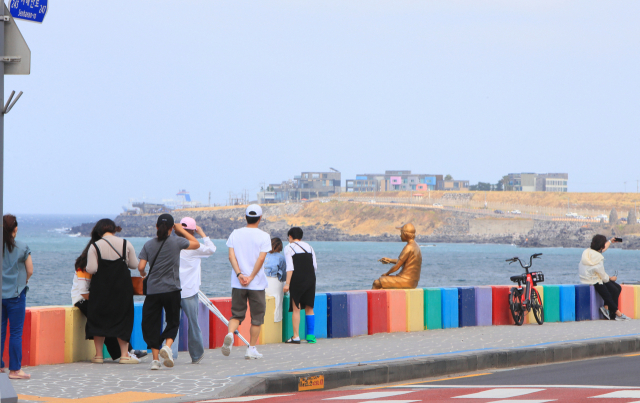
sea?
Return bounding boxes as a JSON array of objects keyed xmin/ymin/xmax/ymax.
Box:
[{"xmin": 13, "ymin": 214, "xmax": 640, "ymax": 307}]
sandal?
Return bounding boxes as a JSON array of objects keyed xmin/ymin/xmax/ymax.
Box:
[
  {"xmin": 8, "ymin": 370, "xmax": 30, "ymax": 380},
  {"xmin": 285, "ymin": 337, "xmax": 301, "ymax": 344},
  {"xmin": 91, "ymin": 356, "xmax": 104, "ymax": 363}
]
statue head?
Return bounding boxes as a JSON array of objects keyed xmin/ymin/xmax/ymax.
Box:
[{"xmin": 397, "ymin": 223, "xmax": 416, "ymax": 242}]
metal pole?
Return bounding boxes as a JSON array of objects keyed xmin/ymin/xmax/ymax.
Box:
[{"xmin": 0, "ymin": 0, "xmax": 5, "ymax": 344}]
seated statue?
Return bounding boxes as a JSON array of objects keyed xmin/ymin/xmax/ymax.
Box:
[{"xmin": 372, "ymin": 223, "xmax": 422, "ymax": 289}]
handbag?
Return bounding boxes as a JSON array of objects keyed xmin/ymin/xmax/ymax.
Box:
[{"xmin": 142, "ymin": 238, "xmax": 167, "ymax": 295}]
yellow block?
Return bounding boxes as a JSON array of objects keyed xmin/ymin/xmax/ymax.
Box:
[
  {"xmin": 405, "ymin": 289, "xmax": 424, "ymax": 332},
  {"xmin": 528, "ymin": 285, "xmax": 544, "ymax": 324},
  {"xmin": 64, "ymin": 306, "xmax": 96, "ymax": 363},
  {"xmin": 634, "ymin": 285, "xmax": 640, "ymax": 320},
  {"xmin": 260, "ymin": 295, "xmax": 282, "ymax": 345}
]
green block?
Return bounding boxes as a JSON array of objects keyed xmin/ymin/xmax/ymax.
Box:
[
  {"xmin": 423, "ymin": 288, "xmax": 442, "ymax": 330},
  {"xmin": 103, "ymin": 344, "xmax": 111, "ymax": 359},
  {"xmin": 282, "ymin": 294, "xmax": 306, "ymax": 342},
  {"xmin": 543, "ymin": 285, "xmax": 560, "ymax": 323}
]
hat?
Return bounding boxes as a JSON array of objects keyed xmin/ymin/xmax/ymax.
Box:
[
  {"xmin": 157, "ymin": 213, "xmax": 174, "ymax": 227},
  {"xmin": 396, "ymin": 223, "xmax": 416, "ymax": 234},
  {"xmin": 180, "ymin": 217, "xmax": 196, "ymax": 230},
  {"xmin": 245, "ymin": 204, "xmax": 263, "ymax": 217}
]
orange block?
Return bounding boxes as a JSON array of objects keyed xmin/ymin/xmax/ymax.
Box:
[
  {"xmin": 619, "ymin": 285, "xmax": 635, "ymax": 318},
  {"xmin": 29, "ymin": 307, "xmax": 65, "ymax": 366},
  {"xmin": 386, "ymin": 290, "xmax": 407, "ymax": 333}
]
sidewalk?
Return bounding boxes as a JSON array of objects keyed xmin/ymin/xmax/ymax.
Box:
[{"xmin": 14, "ymin": 320, "xmax": 640, "ymax": 403}]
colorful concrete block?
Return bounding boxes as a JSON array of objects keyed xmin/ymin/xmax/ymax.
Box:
[
  {"xmin": 260, "ymin": 295, "xmax": 281, "ymax": 345},
  {"xmin": 347, "ymin": 292, "xmax": 368, "ymax": 337},
  {"xmin": 543, "ymin": 285, "xmax": 560, "ymax": 323},
  {"xmin": 574, "ymin": 284, "xmax": 591, "ymax": 321},
  {"xmin": 619, "ymin": 285, "xmax": 636, "ymax": 318},
  {"xmin": 423, "ymin": 288, "xmax": 442, "ymax": 330},
  {"xmin": 208, "ymin": 297, "xmax": 231, "ymax": 349},
  {"xmin": 29, "ymin": 307, "xmax": 65, "ymax": 366},
  {"xmin": 590, "ymin": 285, "xmax": 605, "ymax": 320},
  {"xmin": 559, "ymin": 285, "xmax": 576, "ymax": 322},
  {"xmin": 64, "ymin": 306, "xmax": 95, "ymax": 363},
  {"xmin": 327, "ymin": 292, "xmax": 348, "ymax": 338},
  {"xmin": 314, "ymin": 293, "xmax": 328, "ymax": 339},
  {"xmin": 2, "ymin": 308, "xmax": 31, "ymax": 367},
  {"xmin": 130, "ymin": 301, "xmax": 146, "ymax": 352},
  {"xmin": 386, "ymin": 289, "xmax": 407, "ymax": 333},
  {"xmin": 475, "ymin": 286, "xmax": 492, "ymax": 327},
  {"xmin": 197, "ymin": 301, "xmax": 210, "ymax": 349},
  {"xmin": 527, "ymin": 285, "xmax": 544, "ymax": 324},
  {"xmin": 441, "ymin": 288, "xmax": 459, "ymax": 329},
  {"xmin": 458, "ymin": 287, "xmax": 476, "ymax": 327},
  {"xmin": 282, "ymin": 293, "xmax": 306, "ymax": 341},
  {"xmin": 633, "ymin": 285, "xmax": 640, "ymax": 320},
  {"xmin": 404, "ymin": 289, "xmax": 424, "ymax": 332},
  {"xmin": 491, "ymin": 285, "xmax": 513, "ymax": 326},
  {"xmin": 178, "ymin": 310, "xmax": 189, "ymax": 351},
  {"xmin": 366, "ymin": 290, "xmax": 388, "ymax": 335}
]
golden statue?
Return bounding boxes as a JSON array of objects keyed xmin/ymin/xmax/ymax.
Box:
[{"xmin": 372, "ymin": 223, "xmax": 422, "ymax": 289}]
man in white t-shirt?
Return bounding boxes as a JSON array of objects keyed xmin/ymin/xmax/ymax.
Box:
[{"xmin": 221, "ymin": 204, "xmax": 271, "ymax": 359}]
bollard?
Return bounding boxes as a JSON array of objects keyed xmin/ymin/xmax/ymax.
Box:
[
  {"xmin": 64, "ymin": 306, "xmax": 95, "ymax": 363},
  {"xmin": 327, "ymin": 292, "xmax": 348, "ymax": 338},
  {"xmin": 29, "ymin": 307, "xmax": 65, "ymax": 366},
  {"xmin": 366, "ymin": 290, "xmax": 388, "ymax": 335},
  {"xmin": 386, "ymin": 290, "xmax": 407, "ymax": 332},
  {"xmin": 574, "ymin": 285, "xmax": 591, "ymax": 321},
  {"xmin": 405, "ymin": 289, "xmax": 424, "ymax": 332},
  {"xmin": 458, "ymin": 287, "xmax": 476, "ymax": 327},
  {"xmin": 423, "ymin": 288, "xmax": 442, "ymax": 330},
  {"xmin": 314, "ymin": 293, "xmax": 328, "ymax": 339},
  {"xmin": 347, "ymin": 292, "xmax": 368, "ymax": 337},
  {"xmin": 491, "ymin": 285, "xmax": 513, "ymax": 325},
  {"xmin": 590, "ymin": 285, "xmax": 605, "ymax": 320},
  {"xmin": 559, "ymin": 285, "xmax": 576, "ymax": 322},
  {"xmin": 619, "ymin": 285, "xmax": 636, "ymax": 318},
  {"xmin": 475, "ymin": 286, "xmax": 492, "ymax": 327},
  {"xmin": 208, "ymin": 297, "xmax": 231, "ymax": 349},
  {"xmin": 441, "ymin": 288, "xmax": 459, "ymax": 329},
  {"xmin": 543, "ymin": 285, "xmax": 560, "ymax": 323}
]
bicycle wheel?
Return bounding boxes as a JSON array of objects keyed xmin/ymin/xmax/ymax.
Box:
[
  {"xmin": 509, "ymin": 287, "xmax": 525, "ymax": 326},
  {"xmin": 531, "ymin": 287, "xmax": 544, "ymax": 325}
]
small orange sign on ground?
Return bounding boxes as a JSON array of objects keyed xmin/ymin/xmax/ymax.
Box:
[{"xmin": 298, "ymin": 375, "xmax": 325, "ymax": 391}]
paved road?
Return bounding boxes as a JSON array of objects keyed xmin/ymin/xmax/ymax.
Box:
[
  {"xmin": 13, "ymin": 320, "xmax": 640, "ymax": 402},
  {"xmin": 199, "ymin": 355, "xmax": 640, "ymax": 402}
]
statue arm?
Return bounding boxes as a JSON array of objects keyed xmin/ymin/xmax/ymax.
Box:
[{"xmin": 384, "ymin": 253, "xmax": 408, "ymax": 276}]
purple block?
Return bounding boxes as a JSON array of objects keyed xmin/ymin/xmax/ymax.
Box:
[
  {"xmin": 590, "ymin": 285, "xmax": 605, "ymax": 320},
  {"xmin": 475, "ymin": 286, "xmax": 492, "ymax": 326},
  {"xmin": 198, "ymin": 301, "xmax": 210, "ymax": 349},
  {"xmin": 347, "ymin": 292, "xmax": 368, "ymax": 337},
  {"xmin": 178, "ymin": 310, "xmax": 189, "ymax": 351}
]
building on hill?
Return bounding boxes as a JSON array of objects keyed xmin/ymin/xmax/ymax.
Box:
[
  {"xmin": 346, "ymin": 171, "xmax": 446, "ymax": 192},
  {"xmin": 506, "ymin": 173, "xmax": 568, "ymax": 192},
  {"xmin": 257, "ymin": 170, "xmax": 342, "ymax": 203},
  {"xmin": 437, "ymin": 179, "xmax": 470, "ymax": 191}
]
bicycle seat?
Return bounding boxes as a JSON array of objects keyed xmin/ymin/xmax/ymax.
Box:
[{"xmin": 510, "ymin": 275, "xmax": 524, "ymax": 283}]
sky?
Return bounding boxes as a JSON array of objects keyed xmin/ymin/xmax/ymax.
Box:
[{"xmin": 4, "ymin": 1, "xmax": 640, "ymax": 214}]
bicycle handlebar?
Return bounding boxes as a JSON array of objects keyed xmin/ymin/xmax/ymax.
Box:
[{"xmin": 506, "ymin": 253, "xmax": 543, "ymax": 270}]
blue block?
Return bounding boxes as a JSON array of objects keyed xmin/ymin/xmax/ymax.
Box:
[
  {"xmin": 314, "ymin": 294, "xmax": 328, "ymax": 339},
  {"xmin": 441, "ymin": 288, "xmax": 459, "ymax": 329},
  {"xmin": 327, "ymin": 292, "xmax": 349, "ymax": 338},
  {"xmin": 347, "ymin": 292, "xmax": 368, "ymax": 337},
  {"xmin": 575, "ymin": 284, "xmax": 591, "ymax": 321},
  {"xmin": 458, "ymin": 287, "xmax": 476, "ymax": 327},
  {"xmin": 559, "ymin": 284, "xmax": 576, "ymax": 322},
  {"xmin": 178, "ymin": 310, "xmax": 189, "ymax": 351},
  {"xmin": 131, "ymin": 301, "xmax": 163, "ymax": 352}
]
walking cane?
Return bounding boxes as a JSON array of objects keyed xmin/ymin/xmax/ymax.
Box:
[{"xmin": 197, "ymin": 291, "xmax": 250, "ymax": 347}]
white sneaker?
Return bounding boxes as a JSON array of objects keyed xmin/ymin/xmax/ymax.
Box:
[
  {"xmin": 128, "ymin": 352, "xmax": 140, "ymax": 362},
  {"xmin": 245, "ymin": 347, "xmax": 263, "ymax": 360},
  {"xmin": 150, "ymin": 360, "xmax": 161, "ymax": 370},
  {"xmin": 600, "ymin": 306, "xmax": 610, "ymax": 320},
  {"xmin": 616, "ymin": 313, "xmax": 631, "ymax": 321},
  {"xmin": 159, "ymin": 346, "xmax": 174, "ymax": 367},
  {"xmin": 221, "ymin": 333, "xmax": 234, "ymax": 357}
]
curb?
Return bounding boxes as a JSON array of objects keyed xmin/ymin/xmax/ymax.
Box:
[{"xmin": 216, "ymin": 335, "xmax": 640, "ymax": 398}]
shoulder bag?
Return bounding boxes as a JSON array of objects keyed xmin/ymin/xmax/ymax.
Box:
[{"xmin": 142, "ymin": 238, "xmax": 167, "ymax": 295}]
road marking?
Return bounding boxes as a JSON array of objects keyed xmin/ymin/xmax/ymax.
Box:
[
  {"xmin": 485, "ymin": 401, "xmax": 555, "ymax": 403},
  {"xmin": 202, "ymin": 395, "xmax": 293, "ymax": 402},
  {"xmin": 17, "ymin": 392, "xmax": 182, "ymax": 403},
  {"xmin": 388, "ymin": 384, "xmax": 640, "ymax": 390},
  {"xmin": 369, "ymin": 372, "xmax": 492, "ymax": 389},
  {"xmin": 324, "ymin": 391, "xmax": 414, "ymax": 400},
  {"xmin": 589, "ymin": 391, "xmax": 640, "ymax": 398},
  {"xmin": 453, "ymin": 388, "xmax": 544, "ymax": 399},
  {"xmin": 623, "ymin": 352, "xmax": 640, "ymax": 357}
]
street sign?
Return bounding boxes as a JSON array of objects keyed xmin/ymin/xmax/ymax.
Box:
[
  {"xmin": 9, "ymin": 0, "xmax": 48, "ymax": 24},
  {"xmin": 4, "ymin": 4, "xmax": 30, "ymax": 75}
]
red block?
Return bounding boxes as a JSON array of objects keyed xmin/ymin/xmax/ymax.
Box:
[
  {"xmin": 209, "ymin": 298, "xmax": 231, "ymax": 349},
  {"xmin": 2, "ymin": 309, "xmax": 31, "ymax": 367},
  {"xmin": 492, "ymin": 285, "xmax": 514, "ymax": 326},
  {"xmin": 366, "ymin": 290, "xmax": 388, "ymax": 335}
]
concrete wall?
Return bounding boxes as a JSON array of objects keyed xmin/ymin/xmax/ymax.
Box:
[{"xmin": 468, "ymin": 219, "xmax": 534, "ymax": 235}]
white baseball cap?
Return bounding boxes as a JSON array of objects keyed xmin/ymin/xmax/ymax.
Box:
[{"xmin": 246, "ymin": 204, "xmax": 263, "ymax": 217}]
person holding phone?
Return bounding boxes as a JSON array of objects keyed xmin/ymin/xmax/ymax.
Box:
[{"xmin": 578, "ymin": 234, "xmax": 630, "ymax": 321}]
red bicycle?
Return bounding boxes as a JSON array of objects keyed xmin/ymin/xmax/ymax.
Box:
[{"xmin": 507, "ymin": 253, "xmax": 545, "ymax": 326}]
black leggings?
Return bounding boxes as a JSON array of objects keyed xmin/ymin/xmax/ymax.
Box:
[
  {"xmin": 593, "ymin": 280, "xmax": 621, "ymax": 319},
  {"xmin": 141, "ymin": 290, "xmax": 181, "ymax": 350},
  {"xmin": 75, "ymin": 300, "xmax": 132, "ymax": 360}
]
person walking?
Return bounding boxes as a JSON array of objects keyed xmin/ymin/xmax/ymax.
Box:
[
  {"xmin": 579, "ymin": 234, "xmax": 630, "ymax": 321},
  {"xmin": 84, "ymin": 219, "xmax": 141, "ymax": 364},
  {"xmin": 138, "ymin": 214, "xmax": 200, "ymax": 370},
  {"xmin": 221, "ymin": 204, "xmax": 271, "ymax": 359},
  {"xmin": 171, "ymin": 217, "xmax": 216, "ymax": 363},
  {"xmin": 1, "ymin": 215, "xmax": 32, "ymax": 379},
  {"xmin": 283, "ymin": 227, "xmax": 317, "ymax": 344},
  {"xmin": 264, "ymin": 238, "xmax": 286, "ymax": 322},
  {"xmin": 71, "ymin": 220, "xmax": 147, "ymax": 362}
]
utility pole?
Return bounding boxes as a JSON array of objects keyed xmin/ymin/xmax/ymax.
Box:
[{"xmin": 208, "ymin": 192, "xmax": 211, "ymax": 207}]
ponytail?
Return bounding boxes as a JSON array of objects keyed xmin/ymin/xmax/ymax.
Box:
[{"xmin": 157, "ymin": 222, "xmax": 170, "ymax": 241}]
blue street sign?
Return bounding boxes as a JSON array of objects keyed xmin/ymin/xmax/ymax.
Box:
[{"xmin": 9, "ymin": 0, "xmax": 48, "ymax": 24}]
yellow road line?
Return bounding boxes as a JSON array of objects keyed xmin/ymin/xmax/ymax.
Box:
[
  {"xmin": 366, "ymin": 372, "xmax": 492, "ymax": 389},
  {"xmin": 18, "ymin": 392, "xmax": 182, "ymax": 403},
  {"xmin": 623, "ymin": 353, "xmax": 640, "ymax": 357}
]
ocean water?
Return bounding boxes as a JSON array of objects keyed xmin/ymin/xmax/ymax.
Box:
[{"xmin": 12, "ymin": 214, "xmax": 640, "ymax": 307}]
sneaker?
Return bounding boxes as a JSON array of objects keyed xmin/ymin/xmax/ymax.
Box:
[
  {"xmin": 221, "ymin": 333, "xmax": 234, "ymax": 357},
  {"xmin": 132, "ymin": 349, "xmax": 148, "ymax": 359},
  {"xmin": 192, "ymin": 354, "xmax": 204, "ymax": 364},
  {"xmin": 285, "ymin": 337, "xmax": 301, "ymax": 344},
  {"xmin": 159, "ymin": 346, "xmax": 174, "ymax": 368},
  {"xmin": 600, "ymin": 306, "xmax": 611, "ymax": 320},
  {"xmin": 150, "ymin": 360, "xmax": 161, "ymax": 370},
  {"xmin": 616, "ymin": 313, "xmax": 631, "ymax": 321},
  {"xmin": 306, "ymin": 335, "xmax": 317, "ymax": 344},
  {"xmin": 245, "ymin": 347, "xmax": 263, "ymax": 360}
]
